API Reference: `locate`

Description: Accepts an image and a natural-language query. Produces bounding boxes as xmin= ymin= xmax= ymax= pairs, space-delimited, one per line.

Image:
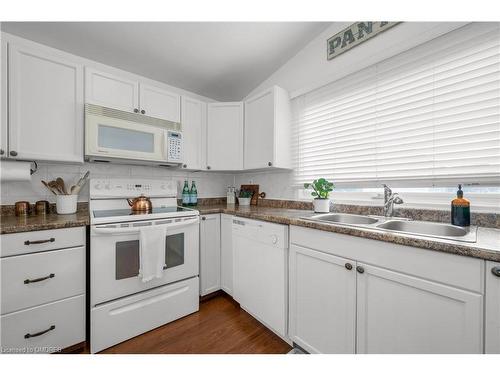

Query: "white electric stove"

xmin=89 ymin=178 xmax=200 ymax=353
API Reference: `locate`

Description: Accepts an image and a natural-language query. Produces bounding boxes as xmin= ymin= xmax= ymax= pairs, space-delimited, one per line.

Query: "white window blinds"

xmin=291 ymin=23 xmax=500 ymax=187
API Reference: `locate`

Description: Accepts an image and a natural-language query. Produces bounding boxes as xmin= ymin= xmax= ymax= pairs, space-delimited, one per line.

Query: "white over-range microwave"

xmin=85 ymin=104 xmax=183 ymax=166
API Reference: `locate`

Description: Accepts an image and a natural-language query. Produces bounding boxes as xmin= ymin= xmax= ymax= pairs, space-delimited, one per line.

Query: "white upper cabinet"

xmin=140 ymin=83 xmax=180 ymax=122
xmin=207 ymin=102 xmax=244 ymax=171
xmin=180 ymin=96 xmax=206 ymax=170
xmin=85 ymin=68 xmax=139 ymax=113
xmin=85 ymin=68 xmax=180 ymax=122
xmin=244 ymin=86 xmax=291 ymax=170
xmin=8 ymin=41 xmax=84 ymax=163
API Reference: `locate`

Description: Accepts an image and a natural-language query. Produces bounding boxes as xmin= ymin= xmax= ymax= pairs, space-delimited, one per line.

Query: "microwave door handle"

xmin=93 ymin=217 xmax=199 ymax=234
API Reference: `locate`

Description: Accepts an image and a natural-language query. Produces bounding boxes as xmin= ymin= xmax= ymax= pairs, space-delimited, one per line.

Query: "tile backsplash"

xmin=234 ymin=169 xmax=297 ymax=200
xmin=0 ymin=161 xmax=235 ymax=204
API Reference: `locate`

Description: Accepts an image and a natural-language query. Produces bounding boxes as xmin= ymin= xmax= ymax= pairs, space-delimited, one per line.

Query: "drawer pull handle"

xmin=24 ymin=238 xmax=55 ymax=245
xmin=492 ymin=267 xmax=500 ymax=277
xmin=24 ymin=325 xmax=55 ymax=339
xmin=24 ymin=273 xmax=55 ymax=284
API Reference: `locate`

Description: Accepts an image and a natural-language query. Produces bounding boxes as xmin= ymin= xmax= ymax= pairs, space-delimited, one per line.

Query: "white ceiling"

xmin=1 ymin=22 xmax=331 ymax=100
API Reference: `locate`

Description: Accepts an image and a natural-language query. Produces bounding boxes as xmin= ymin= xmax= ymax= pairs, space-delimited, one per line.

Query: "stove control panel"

xmin=90 ymin=179 xmax=176 ymax=198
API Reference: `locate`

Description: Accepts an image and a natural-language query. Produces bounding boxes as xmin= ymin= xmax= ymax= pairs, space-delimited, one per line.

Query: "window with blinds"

xmin=291 ymin=23 xmax=500 ymax=188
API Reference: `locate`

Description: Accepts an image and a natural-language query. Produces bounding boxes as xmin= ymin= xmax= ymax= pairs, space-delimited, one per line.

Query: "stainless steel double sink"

xmin=304 ymin=213 xmax=477 ymax=243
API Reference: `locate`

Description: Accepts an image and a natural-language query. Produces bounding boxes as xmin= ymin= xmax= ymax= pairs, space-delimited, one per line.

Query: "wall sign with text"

xmin=327 ymin=22 xmax=400 ymax=60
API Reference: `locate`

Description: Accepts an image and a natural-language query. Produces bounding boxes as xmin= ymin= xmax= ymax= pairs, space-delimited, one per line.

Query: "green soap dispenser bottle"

xmin=451 ymin=184 xmax=470 ymax=227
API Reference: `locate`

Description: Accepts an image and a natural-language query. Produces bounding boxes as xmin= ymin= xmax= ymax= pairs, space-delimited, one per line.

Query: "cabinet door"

xmin=289 ymin=244 xmax=356 ymax=353
xmin=85 ymin=68 xmax=139 ymax=113
xmin=356 ymin=263 xmax=483 ymax=353
xmin=220 ymin=214 xmax=233 ymax=296
xmin=199 ymin=214 xmax=221 ymax=296
xmin=8 ymin=43 xmax=84 ymax=162
xmin=139 ymin=83 xmax=180 ymax=122
xmin=1 ymin=38 xmax=7 ymax=158
xmin=207 ymin=102 xmax=243 ymax=171
xmin=244 ymin=88 xmax=275 ymax=169
xmin=486 ymin=261 xmax=500 ymax=354
xmin=181 ymin=96 xmax=206 ymax=170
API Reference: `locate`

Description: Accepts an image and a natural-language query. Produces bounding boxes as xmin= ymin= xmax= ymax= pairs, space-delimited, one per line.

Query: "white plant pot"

xmin=238 ymin=197 xmax=251 ymax=206
xmin=313 ymin=198 xmax=330 ymax=213
xmin=56 ymin=195 xmax=78 ymax=215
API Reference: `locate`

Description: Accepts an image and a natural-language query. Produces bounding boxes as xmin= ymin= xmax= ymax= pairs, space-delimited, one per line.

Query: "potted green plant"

xmin=304 ymin=178 xmax=334 ymax=213
xmin=238 ymin=190 xmax=253 ymax=206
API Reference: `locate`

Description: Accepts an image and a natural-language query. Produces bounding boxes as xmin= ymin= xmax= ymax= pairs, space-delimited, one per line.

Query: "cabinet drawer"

xmin=1 ymin=246 xmax=85 ymax=314
xmin=1 ymin=227 xmax=85 ymax=257
xmin=0 ymin=295 xmax=85 ymax=353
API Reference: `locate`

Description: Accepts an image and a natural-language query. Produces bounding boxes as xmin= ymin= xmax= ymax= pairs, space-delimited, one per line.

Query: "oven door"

xmin=90 ymin=217 xmax=199 ymax=306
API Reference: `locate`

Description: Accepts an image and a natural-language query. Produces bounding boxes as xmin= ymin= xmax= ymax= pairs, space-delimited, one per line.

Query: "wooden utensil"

xmin=41 ymin=180 xmax=58 ymax=195
xmin=48 ymin=180 xmax=64 ymax=195
xmin=56 ymin=177 xmax=67 ymax=195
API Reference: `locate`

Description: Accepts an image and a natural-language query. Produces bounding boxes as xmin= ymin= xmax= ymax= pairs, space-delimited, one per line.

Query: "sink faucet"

xmin=383 ymin=184 xmax=403 ymax=217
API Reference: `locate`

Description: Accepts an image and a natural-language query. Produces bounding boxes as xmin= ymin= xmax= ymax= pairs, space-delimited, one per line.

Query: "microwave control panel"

xmin=166 ymin=131 xmax=182 ymax=163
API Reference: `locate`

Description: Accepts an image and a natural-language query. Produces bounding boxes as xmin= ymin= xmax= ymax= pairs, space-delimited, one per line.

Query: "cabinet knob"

xmin=0 ymin=149 xmax=4 ymax=155
xmin=207 ymin=166 xmax=211 ymax=170
xmin=183 ymin=164 xmax=187 ymax=168
xmin=268 ymin=161 xmax=272 ymax=167
xmin=201 ymin=217 xmax=206 ymax=221
xmin=345 ymin=263 xmax=353 ymax=271
xmin=492 ymin=267 xmax=500 ymax=277
xmin=356 ymin=266 xmax=365 ymax=274
xmin=141 ymin=109 xmax=146 ymax=115
xmin=10 ymin=150 xmax=18 ymax=157
xmin=134 ymin=108 xmax=139 ymax=113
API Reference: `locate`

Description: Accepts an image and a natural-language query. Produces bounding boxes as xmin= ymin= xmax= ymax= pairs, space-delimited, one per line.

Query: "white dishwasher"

xmin=232 ymin=217 xmax=288 ymax=339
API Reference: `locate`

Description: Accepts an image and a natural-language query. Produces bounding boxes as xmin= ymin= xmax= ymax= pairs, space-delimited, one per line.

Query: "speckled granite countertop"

xmin=195 ymin=204 xmax=500 ymax=262
xmin=1 ymin=203 xmax=498 ymax=262
xmin=0 ymin=208 xmax=89 ymax=235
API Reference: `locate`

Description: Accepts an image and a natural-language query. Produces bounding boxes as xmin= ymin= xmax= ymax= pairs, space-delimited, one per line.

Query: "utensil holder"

xmin=56 ymin=195 xmax=78 ymax=215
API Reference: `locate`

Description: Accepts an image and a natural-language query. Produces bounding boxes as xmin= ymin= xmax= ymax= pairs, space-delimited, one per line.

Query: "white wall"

xmin=245 ymin=22 xmax=468 ymax=99
xmin=0 ymin=162 xmax=234 ymax=204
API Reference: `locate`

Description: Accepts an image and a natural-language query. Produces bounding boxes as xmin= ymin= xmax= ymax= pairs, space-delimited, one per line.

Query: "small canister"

xmin=14 ymin=201 xmax=31 ymax=216
xmin=35 ymin=200 xmax=50 ymax=215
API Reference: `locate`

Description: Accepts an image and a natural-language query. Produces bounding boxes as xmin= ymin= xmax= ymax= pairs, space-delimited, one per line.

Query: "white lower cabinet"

xmin=289 ymin=226 xmax=484 ymax=354
xmin=486 ymin=261 xmax=500 ymax=354
xmin=289 ymin=245 xmax=356 ymax=353
xmin=220 ymin=214 xmax=233 ymax=296
xmin=1 ymin=295 xmax=85 ymax=354
xmin=199 ymin=214 xmax=221 ymax=296
xmin=356 ymin=263 xmax=483 ymax=354
xmin=0 ymin=227 xmax=86 ymax=353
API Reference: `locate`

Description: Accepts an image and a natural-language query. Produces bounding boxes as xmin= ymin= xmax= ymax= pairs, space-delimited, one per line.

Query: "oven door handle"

xmin=92 ymin=217 xmax=199 ymax=234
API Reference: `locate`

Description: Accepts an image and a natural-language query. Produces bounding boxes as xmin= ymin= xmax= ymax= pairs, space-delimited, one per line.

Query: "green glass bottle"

xmin=182 ymin=180 xmax=190 ymax=206
xmin=190 ymin=181 xmax=198 ymax=206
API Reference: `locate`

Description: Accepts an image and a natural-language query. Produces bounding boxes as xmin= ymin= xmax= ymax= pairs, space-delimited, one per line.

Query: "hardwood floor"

xmin=96 ymin=293 xmax=292 ymax=354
